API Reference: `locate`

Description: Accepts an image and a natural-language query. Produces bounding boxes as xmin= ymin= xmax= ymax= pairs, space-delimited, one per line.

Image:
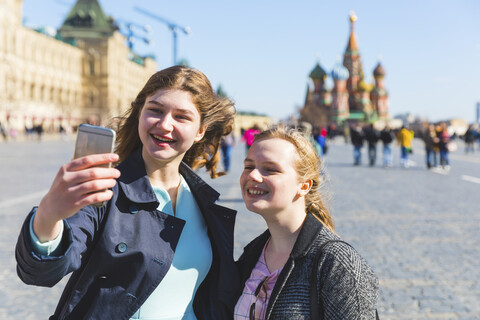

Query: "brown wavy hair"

xmin=253 ymin=125 xmax=335 ymax=232
xmin=113 ymin=66 xmax=235 ymax=178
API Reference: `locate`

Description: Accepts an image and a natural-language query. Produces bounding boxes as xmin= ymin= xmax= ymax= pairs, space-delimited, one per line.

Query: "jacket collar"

xmin=179 ymin=162 xmax=220 ymax=205
xmin=240 ymin=213 xmax=325 ymax=264
xmin=289 ymin=213 xmax=325 ymax=259
xmin=116 ymin=148 xmax=220 ymax=206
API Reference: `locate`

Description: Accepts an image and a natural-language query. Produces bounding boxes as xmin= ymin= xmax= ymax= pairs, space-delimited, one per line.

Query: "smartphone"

xmin=73 ymin=124 xmax=116 ymax=207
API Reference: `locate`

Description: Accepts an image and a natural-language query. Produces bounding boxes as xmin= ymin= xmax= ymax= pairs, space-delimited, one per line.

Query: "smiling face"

xmin=240 ymin=137 xmax=310 ymax=218
xmin=138 ymin=89 xmax=206 ymax=170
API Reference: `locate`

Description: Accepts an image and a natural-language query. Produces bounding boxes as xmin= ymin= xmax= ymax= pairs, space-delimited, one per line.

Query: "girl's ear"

xmin=194 ymin=125 xmax=208 ymax=143
xmin=298 ymin=179 xmax=313 ymax=196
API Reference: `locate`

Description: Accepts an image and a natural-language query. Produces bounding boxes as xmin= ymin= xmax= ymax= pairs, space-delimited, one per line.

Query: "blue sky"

xmin=22 ymin=0 xmax=480 ymax=123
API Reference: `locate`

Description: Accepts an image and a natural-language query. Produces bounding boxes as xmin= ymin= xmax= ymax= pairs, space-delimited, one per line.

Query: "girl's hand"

xmin=33 ymin=153 xmax=121 ymax=242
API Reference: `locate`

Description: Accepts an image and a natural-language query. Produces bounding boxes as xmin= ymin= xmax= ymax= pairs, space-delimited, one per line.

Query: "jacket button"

xmin=129 ymin=205 xmax=139 ymax=214
xmin=116 ymin=242 xmax=128 ymax=253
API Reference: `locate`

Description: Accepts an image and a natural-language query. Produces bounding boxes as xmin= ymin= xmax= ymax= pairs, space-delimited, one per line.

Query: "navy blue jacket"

xmin=15 ymin=149 xmax=239 ymax=319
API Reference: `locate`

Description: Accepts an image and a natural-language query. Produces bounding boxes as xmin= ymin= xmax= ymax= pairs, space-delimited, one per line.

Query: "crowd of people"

xmin=343 ymin=122 xmax=480 ymax=171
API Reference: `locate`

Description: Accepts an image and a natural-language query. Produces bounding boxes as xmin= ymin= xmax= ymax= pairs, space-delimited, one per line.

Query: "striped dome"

xmin=331 ymin=63 xmax=349 ymax=80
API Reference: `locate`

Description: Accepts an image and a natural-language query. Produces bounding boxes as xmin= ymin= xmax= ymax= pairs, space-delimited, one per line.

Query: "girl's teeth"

xmin=249 ymin=189 xmax=266 ymax=195
xmin=153 ymin=135 xmax=173 ymax=142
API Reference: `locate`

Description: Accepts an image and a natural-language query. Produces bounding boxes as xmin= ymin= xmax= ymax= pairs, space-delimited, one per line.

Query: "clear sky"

xmin=22 ymin=0 xmax=480 ymax=123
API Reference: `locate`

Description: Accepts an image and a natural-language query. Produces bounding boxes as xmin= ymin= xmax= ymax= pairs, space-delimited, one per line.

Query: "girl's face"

xmin=240 ymin=138 xmax=306 ymax=217
xmin=138 ymin=89 xmax=206 ymax=169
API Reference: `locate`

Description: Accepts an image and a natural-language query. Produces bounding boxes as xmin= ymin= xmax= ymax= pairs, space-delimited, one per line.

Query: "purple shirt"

xmin=234 ymin=239 xmax=283 ymax=320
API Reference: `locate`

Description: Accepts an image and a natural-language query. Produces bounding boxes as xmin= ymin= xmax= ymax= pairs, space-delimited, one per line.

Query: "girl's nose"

xmin=248 ymin=168 xmax=262 ymax=182
xmin=157 ymin=114 xmax=173 ymax=131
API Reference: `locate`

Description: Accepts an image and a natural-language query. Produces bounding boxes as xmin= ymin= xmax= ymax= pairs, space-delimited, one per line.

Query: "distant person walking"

xmin=312 ymin=126 xmax=328 ymax=157
xmin=379 ymin=125 xmax=394 ymax=167
xmin=242 ymin=125 xmax=260 ymax=154
xmin=423 ymin=124 xmax=439 ymax=169
xmin=364 ymin=124 xmax=380 ymax=166
xmin=0 ymin=121 xmax=8 ymax=142
xmin=350 ymin=123 xmax=364 ymax=165
xmin=463 ymin=125 xmax=476 ymax=153
xmin=438 ymin=122 xmax=451 ymax=170
xmin=397 ymin=126 xmax=414 ymax=168
xmin=220 ymin=133 xmax=236 ymax=172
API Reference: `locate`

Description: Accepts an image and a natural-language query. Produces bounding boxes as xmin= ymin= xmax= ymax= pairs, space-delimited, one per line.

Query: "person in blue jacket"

xmin=15 ymin=66 xmax=239 ymax=320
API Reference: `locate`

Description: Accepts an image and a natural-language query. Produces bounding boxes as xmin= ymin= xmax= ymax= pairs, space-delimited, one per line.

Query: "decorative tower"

xmin=370 ymin=62 xmax=389 ymax=120
xmin=58 ymin=0 xmax=116 ymax=39
xmin=58 ymin=0 xmax=117 ymax=119
xmin=357 ymin=80 xmax=374 ymax=121
xmin=309 ymin=62 xmax=329 ymax=105
xmin=300 ymin=62 xmax=331 ymax=128
xmin=330 ymin=60 xmax=350 ymax=121
xmin=343 ymin=11 xmax=364 ymax=113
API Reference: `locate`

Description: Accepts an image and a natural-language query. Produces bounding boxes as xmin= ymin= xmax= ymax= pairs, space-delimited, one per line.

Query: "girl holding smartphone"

xmin=15 ymin=66 xmax=239 ymax=319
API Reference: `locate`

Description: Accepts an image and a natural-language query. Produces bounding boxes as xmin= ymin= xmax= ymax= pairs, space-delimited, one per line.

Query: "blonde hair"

xmin=253 ymin=125 xmax=335 ymax=232
xmin=114 ymin=66 xmax=235 ymax=178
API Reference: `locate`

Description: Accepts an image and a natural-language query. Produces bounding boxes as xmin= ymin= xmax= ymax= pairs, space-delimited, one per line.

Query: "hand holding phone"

xmin=73 ymin=124 xmax=117 ymax=206
xmin=34 ymin=125 xmax=119 ymax=242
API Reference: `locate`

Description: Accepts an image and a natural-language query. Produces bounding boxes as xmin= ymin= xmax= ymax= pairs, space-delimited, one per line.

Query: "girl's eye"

xmin=243 ymin=166 xmax=254 ymax=170
xmin=149 ymin=108 xmax=163 ymax=114
xmin=176 ymin=115 xmax=191 ymax=121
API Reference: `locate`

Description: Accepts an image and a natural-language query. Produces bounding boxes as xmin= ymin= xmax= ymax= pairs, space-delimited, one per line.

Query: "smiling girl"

xmin=234 ymin=125 xmax=378 ymax=320
xmin=15 ymin=66 xmax=239 ymax=319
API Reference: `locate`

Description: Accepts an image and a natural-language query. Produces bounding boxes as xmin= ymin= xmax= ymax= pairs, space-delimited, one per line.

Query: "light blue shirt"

xmin=30 ymin=175 xmax=212 ymax=320
xmin=130 ymin=175 xmax=212 ymax=320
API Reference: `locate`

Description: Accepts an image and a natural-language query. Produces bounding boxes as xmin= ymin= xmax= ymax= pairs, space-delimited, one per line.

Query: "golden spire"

xmin=347 ymin=11 xmax=358 ymax=52
xmin=349 ymin=11 xmax=358 ymax=23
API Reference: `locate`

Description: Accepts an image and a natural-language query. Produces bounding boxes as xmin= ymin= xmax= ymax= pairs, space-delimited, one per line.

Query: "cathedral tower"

xmin=343 ymin=11 xmax=364 ymax=112
xmin=371 ymin=62 xmax=389 ymax=119
xmin=330 ymin=61 xmax=350 ymax=121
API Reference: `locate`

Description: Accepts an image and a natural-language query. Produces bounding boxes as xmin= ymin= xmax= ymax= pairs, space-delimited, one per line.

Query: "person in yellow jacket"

xmin=397 ymin=126 xmax=414 ymax=167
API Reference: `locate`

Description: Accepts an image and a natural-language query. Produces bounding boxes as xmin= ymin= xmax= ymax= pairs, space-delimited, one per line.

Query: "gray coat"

xmin=235 ymin=213 xmax=379 ymax=319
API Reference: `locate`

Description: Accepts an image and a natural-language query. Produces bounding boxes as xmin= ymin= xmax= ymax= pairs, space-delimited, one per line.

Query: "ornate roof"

xmin=358 ymin=80 xmax=373 ymax=92
xmin=345 ymin=11 xmax=359 ymax=54
xmin=58 ymin=0 xmax=116 ymax=39
xmin=373 ymin=62 xmax=386 ymax=78
xmin=331 ymin=62 xmax=349 ymax=80
xmin=309 ymin=63 xmax=327 ymax=81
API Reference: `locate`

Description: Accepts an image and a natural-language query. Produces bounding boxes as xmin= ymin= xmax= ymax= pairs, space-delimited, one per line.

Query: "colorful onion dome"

xmin=309 ymin=63 xmax=327 ymax=81
xmin=358 ymin=80 xmax=373 ymax=92
xmin=373 ymin=62 xmax=386 ymax=78
xmin=331 ymin=62 xmax=349 ymax=80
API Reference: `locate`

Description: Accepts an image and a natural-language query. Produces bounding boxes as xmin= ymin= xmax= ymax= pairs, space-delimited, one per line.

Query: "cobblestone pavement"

xmin=1 ymin=137 xmax=479 ymax=319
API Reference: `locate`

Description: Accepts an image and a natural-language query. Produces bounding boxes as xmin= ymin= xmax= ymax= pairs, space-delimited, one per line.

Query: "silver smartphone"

xmin=73 ymin=124 xmax=116 ymax=206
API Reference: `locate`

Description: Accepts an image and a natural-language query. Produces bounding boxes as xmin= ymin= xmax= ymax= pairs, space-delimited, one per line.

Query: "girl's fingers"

xmin=66 ymin=153 xmax=119 ymax=171
xmin=66 ymin=167 xmax=121 ymax=185
xmin=68 ymin=178 xmax=118 ymax=195
xmin=73 ymin=189 xmax=115 ymax=208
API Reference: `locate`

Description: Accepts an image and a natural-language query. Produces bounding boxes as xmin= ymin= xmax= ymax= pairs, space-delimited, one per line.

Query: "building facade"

xmin=0 ymin=0 xmax=156 ymax=134
xmin=301 ymin=12 xmax=389 ymax=128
